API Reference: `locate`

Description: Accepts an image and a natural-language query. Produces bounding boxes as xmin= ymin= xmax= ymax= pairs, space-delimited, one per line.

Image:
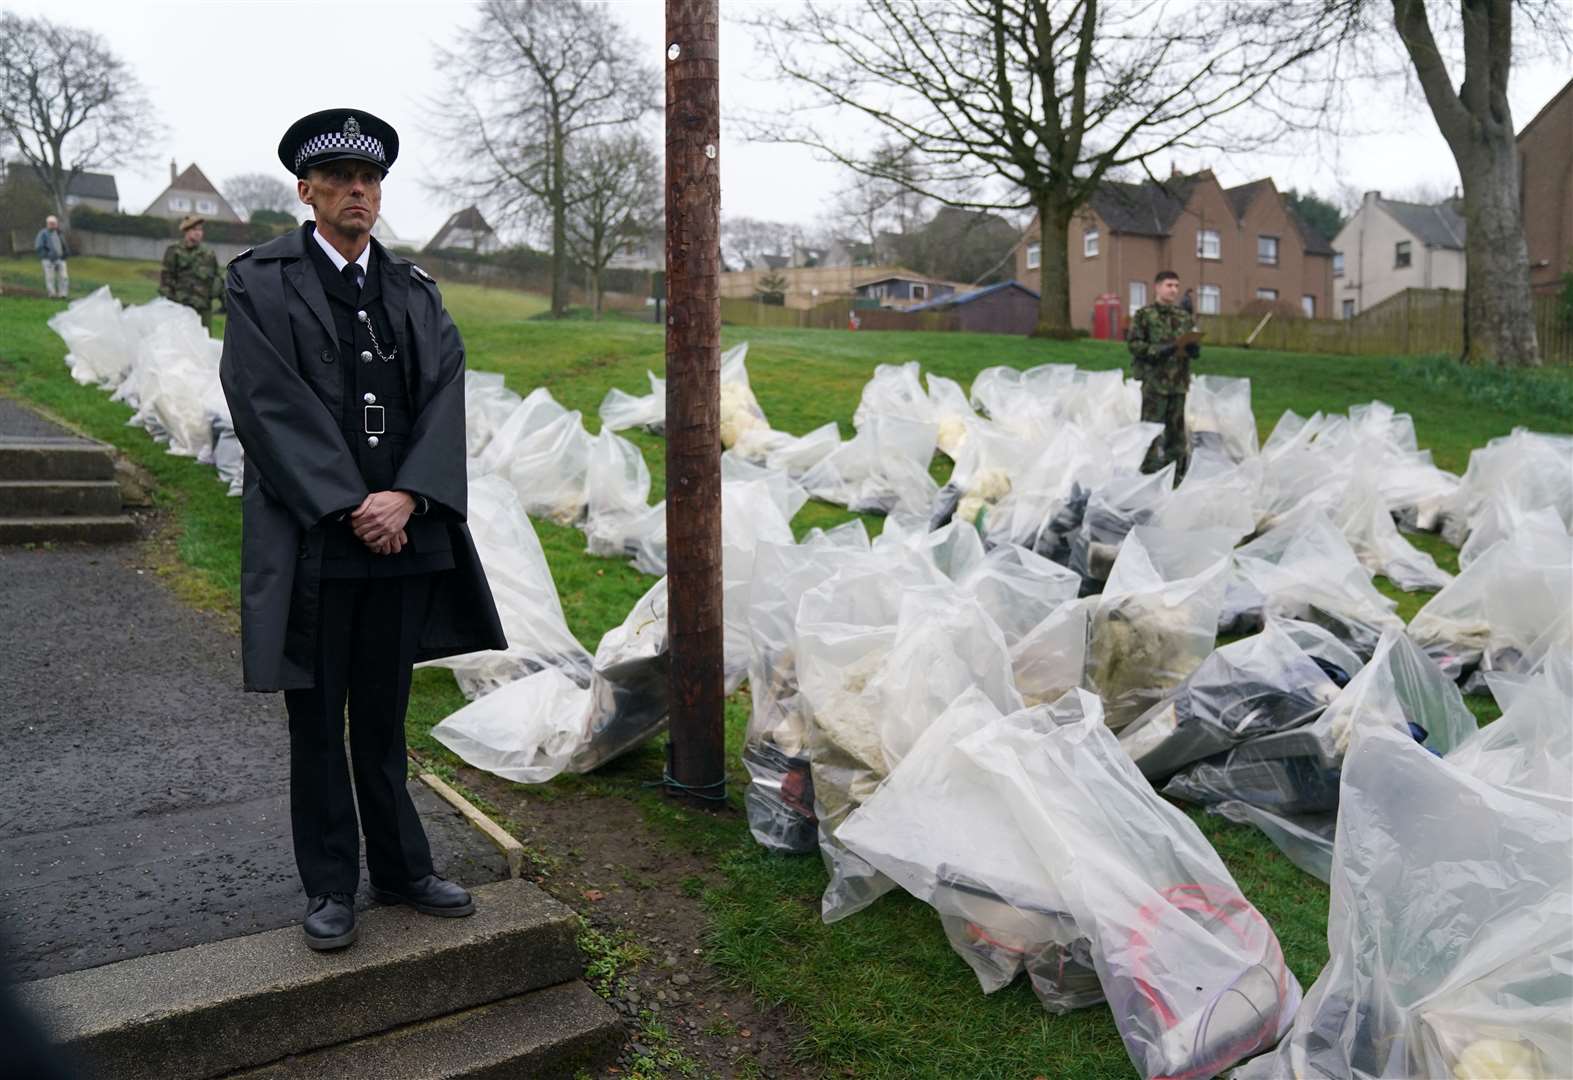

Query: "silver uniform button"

xmin=363 ymin=392 xmax=376 ymax=404
xmin=357 ymin=310 xmax=368 ymax=323
xmin=360 ymin=350 xmax=373 ymax=363
xmin=367 ymin=435 xmax=380 ymax=448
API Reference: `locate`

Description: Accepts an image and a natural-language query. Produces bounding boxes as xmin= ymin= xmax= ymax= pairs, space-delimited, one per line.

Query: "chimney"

xmin=1364 ymin=190 xmax=1381 ymax=204
xmin=170 ymin=159 xmax=177 ymax=185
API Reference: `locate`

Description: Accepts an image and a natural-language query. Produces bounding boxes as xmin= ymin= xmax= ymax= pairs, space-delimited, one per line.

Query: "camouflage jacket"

xmin=160 ymin=242 xmax=220 ymax=312
xmin=1126 ymin=301 xmax=1197 ymax=394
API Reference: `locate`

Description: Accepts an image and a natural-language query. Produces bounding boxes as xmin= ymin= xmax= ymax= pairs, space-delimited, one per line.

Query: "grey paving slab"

xmin=0 ymin=543 xmax=508 ymax=982
xmin=0 ymin=396 xmax=78 ymax=441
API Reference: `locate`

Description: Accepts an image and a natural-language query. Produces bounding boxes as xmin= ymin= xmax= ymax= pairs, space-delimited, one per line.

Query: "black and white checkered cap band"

xmin=293 ymin=131 xmax=386 ymax=173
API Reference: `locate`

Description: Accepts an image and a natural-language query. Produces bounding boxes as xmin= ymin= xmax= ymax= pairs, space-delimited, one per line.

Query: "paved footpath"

xmin=0 ymin=518 xmax=506 ymax=983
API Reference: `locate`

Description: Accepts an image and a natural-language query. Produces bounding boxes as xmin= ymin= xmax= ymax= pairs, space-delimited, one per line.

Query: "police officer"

xmin=1126 ymin=269 xmax=1201 ymax=479
xmin=160 ymin=214 xmax=221 ymax=328
xmin=219 ymin=109 xmax=505 ymax=952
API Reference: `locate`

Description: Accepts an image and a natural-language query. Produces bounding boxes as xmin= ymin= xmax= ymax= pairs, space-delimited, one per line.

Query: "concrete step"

xmin=0 ymin=479 xmax=123 ymax=517
xmin=0 ymin=439 xmax=117 ymax=482
xmin=0 ymin=515 xmax=139 ymax=544
xmin=229 ymin=981 xmax=624 ymax=1080
xmin=20 ymin=879 xmax=591 ymax=1080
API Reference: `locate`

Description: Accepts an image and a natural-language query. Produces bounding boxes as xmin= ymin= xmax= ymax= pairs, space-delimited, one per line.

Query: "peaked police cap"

xmin=277 ymin=108 xmax=399 ymax=178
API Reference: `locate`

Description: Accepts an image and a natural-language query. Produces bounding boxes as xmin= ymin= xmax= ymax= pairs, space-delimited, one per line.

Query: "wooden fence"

xmin=1197 ymin=288 xmax=1572 ymax=364
xmin=720 ymin=296 xmax=960 ymax=332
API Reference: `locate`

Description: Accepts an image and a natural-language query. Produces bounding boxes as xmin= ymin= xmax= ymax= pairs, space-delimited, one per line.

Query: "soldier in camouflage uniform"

xmin=160 ymin=215 xmax=222 ymax=329
xmin=1126 ymin=269 xmax=1200 ymax=479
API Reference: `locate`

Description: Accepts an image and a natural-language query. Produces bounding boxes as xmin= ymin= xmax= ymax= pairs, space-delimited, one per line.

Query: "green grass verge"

xmin=4 ymin=254 xmax=1568 ymax=1079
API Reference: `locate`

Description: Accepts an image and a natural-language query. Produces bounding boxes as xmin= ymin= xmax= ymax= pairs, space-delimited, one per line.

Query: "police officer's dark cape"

xmin=220 ymin=224 xmax=505 ymax=692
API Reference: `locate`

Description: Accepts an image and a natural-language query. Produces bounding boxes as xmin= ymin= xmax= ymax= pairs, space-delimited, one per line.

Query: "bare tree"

xmin=426 ymin=0 xmax=658 ymax=318
xmin=0 ymin=13 xmax=159 ymax=224
xmin=564 ymin=131 xmax=661 ymax=317
xmin=745 ymin=1 xmax=1342 ymax=335
xmin=223 ymin=173 xmax=297 ymax=220
xmin=719 ymin=216 xmax=798 ymax=270
xmin=823 ymin=142 xmax=929 ymax=265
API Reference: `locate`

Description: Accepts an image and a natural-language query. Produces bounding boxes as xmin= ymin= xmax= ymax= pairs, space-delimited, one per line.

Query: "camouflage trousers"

xmin=1140 ymin=385 xmax=1189 ymax=479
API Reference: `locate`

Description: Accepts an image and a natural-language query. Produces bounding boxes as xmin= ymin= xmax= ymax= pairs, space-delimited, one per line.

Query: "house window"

xmin=1129 ymin=280 xmax=1147 ymax=311
xmin=1198 ymin=284 xmax=1221 ymax=314
xmin=1342 ymin=299 xmax=1356 ymax=319
xmin=1395 ymin=240 xmax=1412 ymax=268
xmin=1026 ymin=242 xmax=1041 ymax=269
xmin=869 ymin=285 xmax=886 ymax=300
xmin=1083 ymin=229 xmax=1099 ymax=257
xmin=1256 ymin=288 xmax=1279 ymax=301
xmin=1302 ymin=295 xmax=1316 ymax=318
xmin=196 ymin=199 xmax=217 ymax=215
xmin=911 ymin=283 xmax=928 ymax=301
xmin=1197 ymin=229 xmax=1221 ymax=260
xmin=169 ymin=195 xmax=191 ymax=212
xmin=1333 ymin=252 xmax=1344 ymax=277
xmin=1257 ymin=235 xmax=1279 ymax=266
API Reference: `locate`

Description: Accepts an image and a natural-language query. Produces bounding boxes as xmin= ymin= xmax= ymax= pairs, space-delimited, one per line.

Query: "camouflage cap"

xmin=179 ymin=215 xmax=205 ymax=233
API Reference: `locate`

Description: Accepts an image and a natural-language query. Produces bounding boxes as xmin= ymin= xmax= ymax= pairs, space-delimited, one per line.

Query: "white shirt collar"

xmin=311 ymin=225 xmax=371 ymax=275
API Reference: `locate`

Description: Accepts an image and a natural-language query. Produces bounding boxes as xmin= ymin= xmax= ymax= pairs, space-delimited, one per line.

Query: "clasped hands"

xmin=351 ymin=490 xmax=415 ymax=555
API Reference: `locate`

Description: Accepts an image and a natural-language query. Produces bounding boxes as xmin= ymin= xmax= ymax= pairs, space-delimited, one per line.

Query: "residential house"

xmin=4 ymin=160 xmax=120 ymax=213
xmin=143 ymin=161 xmax=244 ymax=223
xmin=1518 ymin=75 xmax=1572 ymax=296
xmin=1013 ymin=170 xmax=1335 ymax=331
xmin=1332 ymin=192 xmax=1465 ymax=317
xmin=907 ymin=280 xmax=1041 ymax=335
xmin=371 ymin=216 xmax=416 ymax=251
xmin=853 ymin=272 xmax=958 ymax=310
xmin=425 ymin=206 xmax=501 ymax=254
xmin=607 ymin=227 xmax=663 ymax=271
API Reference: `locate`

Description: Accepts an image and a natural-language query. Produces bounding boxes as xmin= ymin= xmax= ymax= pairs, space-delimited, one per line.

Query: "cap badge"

xmin=343 ymin=115 xmax=361 ymax=137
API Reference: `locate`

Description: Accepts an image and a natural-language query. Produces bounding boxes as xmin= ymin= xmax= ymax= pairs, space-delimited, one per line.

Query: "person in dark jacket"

xmin=34 ymin=215 xmax=69 ymax=299
xmin=219 ymin=108 xmax=505 ymax=952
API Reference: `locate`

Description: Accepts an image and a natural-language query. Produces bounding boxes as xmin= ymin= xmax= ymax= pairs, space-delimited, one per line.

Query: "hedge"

xmin=71 ymin=207 xmax=291 ymax=245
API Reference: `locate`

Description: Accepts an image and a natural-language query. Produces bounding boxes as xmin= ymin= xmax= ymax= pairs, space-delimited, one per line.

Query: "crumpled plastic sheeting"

xmin=1330 ymin=468 xmax=1454 ymax=591
xmin=1118 ymin=621 xmax=1342 ymax=781
xmin=852 ymin=689 xmax=1299 ymax=1079
xmin=598 ymin=369 xmax=665 ymax=434
xmin=580 ymin=428 xmax=654 ymax=558
xmin=464 ymin=371 xmax=524 ymax=458
xmin=47 ymin=285 xmax=135 ymax=387
xmin=470 ymin=386 xmax=570 ymax=479
xmin=1233 ymin=723 xmax=1572 ymax=1080
xmin=1408 ymin=514 xmax=1573 ymax=687
xmin=1447 ymin=656 xmax=1573 ymax=798
xmin=1185 ymin=374 xmax=1258 ymax=463
xmin=1230 ymin=504 xmax=1403 ymax=657
xmin=1087 ymin=526 xmax=1234 ymax=731
xmin=420 ymin=474 xmax=593 ymax=698
xmin=800 ymin=413 xmax=939 ymax=516
xmin=199 ymin=380 xmax=245 ymax=496
xmin=112 ymin=299 xmax=223 ymax=457
xmin=1442 ymin=428 xmax=1573 ymax=562
xmin=796 ymin=558 xmax=1022 ymax=922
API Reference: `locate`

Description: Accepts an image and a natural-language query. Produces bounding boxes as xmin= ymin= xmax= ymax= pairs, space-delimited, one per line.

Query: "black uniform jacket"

xmin=220 ymin=224 xmax=505 ymax=692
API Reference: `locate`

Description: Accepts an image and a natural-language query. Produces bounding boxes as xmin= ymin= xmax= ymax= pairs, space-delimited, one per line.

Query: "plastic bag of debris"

xmin=1230 ymin=504 xmax=1403 ymax=658
xmin=1233 ymin=723 xmax=1572 ymax=1080
xmin=960 ymin=690 xmax=1300 ymax=1078
xmin=1441 ymin=428 xmax=1573 ymax=556
xmin=1163 ymin=629 xmax=1477 ymax=817
xmin=470 ymin=386 xmax=570 ymax=478
xmin=431 ymin=666 xmax=589 ymax=783
xmin=127 ymin=310 xmax=224 ymax=457
xmin=567 ymin=576 xmax=672 ymax=773
xmin=499 ymin=409 xmax=594 ymax=525
xmin=1118 ymin=621 xmax=1343 ymax=781
xmin=796 ymin=560 xmax=1019 ymax=921
xmin=926 ymin=373 xmax=977 ymax=457
xmin=1086 ymin=526 xmax=1234 ymax=731
xmin=1151 ymin=447 xmax=1262 ymax=542
xmin=853 ymin=361 xmax=931 ymax=430
xmin=760 ymin=421 xmax=841 ymax=479
xmin=48 ymin=285 xmax=134 ymax=387
xmin=718 ymin=342 xmax=770 ymax=450
xmin=1409 ymin=513 xmax=1573 ymax=687
xmin=800 ymin=413 xmax=939 ymax=516
xmin=1185 ymin=374 xmax=1257 ymax=462
xmin=929 ymin=418 xmax=1032 ymax=530
xmin=1329 ymin=470 xmax=1453 ymax=591
xmin=581 ymin=428 xmax=654 ymax=558
xmin=464 ymin=371 xmax=523 ymax=458
xmin=421 ymin=474 xmax=593 ymax=698
xmin=1446 ymin=655 xmax=1572 ymax=798
xmin=1069 ymin=465 xmax=1175 ymax=582
xmin=837 ymin=688 xmax=1105 ymax=1013
xmin=598 ymin=369 xmax=665 ymax=434
xmin=200 ymin=380 xmax=244 ymax=496
xmin=959 ymin=543 xmax=1082 ymax=650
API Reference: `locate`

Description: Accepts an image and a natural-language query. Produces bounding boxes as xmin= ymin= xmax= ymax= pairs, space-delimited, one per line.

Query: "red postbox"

xmin=1092 ymin=293 xmax=1123 ymax=340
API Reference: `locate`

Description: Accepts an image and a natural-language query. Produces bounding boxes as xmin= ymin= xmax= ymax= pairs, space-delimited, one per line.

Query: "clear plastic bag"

xmin=581 ymin=428 xmax=654 ymax=558
xmin=569 ymin=576 xmax=671 ymax=773
xmin=431 ymin=666 xmax=589 ymax=783
xmin=762 ymin=420 xmax=841 ymax=479
xmin=800 ymin=413 xmax=939 ymax=516
xmin=1070 ymin=465 xmax=1175 ymax=582
xmin=926 ymin=373 xmax=978 ymax=458
xmin=957 ymin=691 xmax=1301 ymax=1079
xmin=111 ymin=300 xmax=221 ymax=457
xmin=464 ymin=370 xmax=523 ymax=458
xmin=201 ymin=379 xmax=244 ymax=496
xmin=1185 ymin=375 xmax=1258 ymax=463
xmin=470 ymin=386 xmax=571 ymax=479
xmin=1330 ymin=470 xmax=1453 ymax=591
xmin=597 ymin=369 xmax=665 ymax=433
xmin=719 ymin=342 xmax=770 ymax=450
xmin=47 ymin=285 xmax=133 ymax=387
xmin=1086 ymin=526 xmax=1235 ymax=731
xmin=1233 ymin=724 xmax=1572 ymax=1080
xmin=853 ymin=360 xmax=930 ymax=430
xmin=499 ymin=408 xmax=594 ymax=525
xmin=1153 ymin=448 xmax=1263 ymax=542
xmin=1441 ymin=428 xmax=1573 ymax=557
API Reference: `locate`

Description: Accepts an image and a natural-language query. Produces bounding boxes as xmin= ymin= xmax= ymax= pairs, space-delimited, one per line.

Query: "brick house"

xmin=142 ymin=162 xmax=244 ymax=223
xmin=1013 ymin=170 xmax=1335 ymax=331
xmin=1518 ymin=75 xmax=1572 ymax=296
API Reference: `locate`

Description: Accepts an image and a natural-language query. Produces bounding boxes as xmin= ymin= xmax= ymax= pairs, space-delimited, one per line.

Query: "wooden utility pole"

xmin=663 ymin=0 xmax=725 ymax=806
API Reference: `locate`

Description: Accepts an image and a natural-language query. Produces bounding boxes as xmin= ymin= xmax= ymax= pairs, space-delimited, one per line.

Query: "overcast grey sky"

xmin=6 ymin=0 xmax=1569 ymax=246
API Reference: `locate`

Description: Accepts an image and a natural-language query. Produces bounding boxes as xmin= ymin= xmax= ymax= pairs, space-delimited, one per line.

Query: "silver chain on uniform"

xmin=358 ymin=310 xmax=397 ymax=363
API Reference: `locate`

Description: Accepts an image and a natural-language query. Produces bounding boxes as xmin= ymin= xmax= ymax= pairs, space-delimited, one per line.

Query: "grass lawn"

xmin=3 ymin=254 xmax=1570 ymax=1079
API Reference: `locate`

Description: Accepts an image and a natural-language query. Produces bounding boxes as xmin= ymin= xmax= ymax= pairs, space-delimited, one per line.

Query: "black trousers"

xmin=284 ymin=574 xmax=436 ymax=896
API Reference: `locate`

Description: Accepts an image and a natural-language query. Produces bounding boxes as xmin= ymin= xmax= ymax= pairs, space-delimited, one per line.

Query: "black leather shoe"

xmin=370 ymin=874 xmax=474 ymax=917
xmin=303 ymin=892 xmax=357 ymax=951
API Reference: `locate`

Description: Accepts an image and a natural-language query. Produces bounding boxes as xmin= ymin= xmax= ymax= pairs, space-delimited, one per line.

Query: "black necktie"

xmin=341 ymin=261 xmax=365 ymax=294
